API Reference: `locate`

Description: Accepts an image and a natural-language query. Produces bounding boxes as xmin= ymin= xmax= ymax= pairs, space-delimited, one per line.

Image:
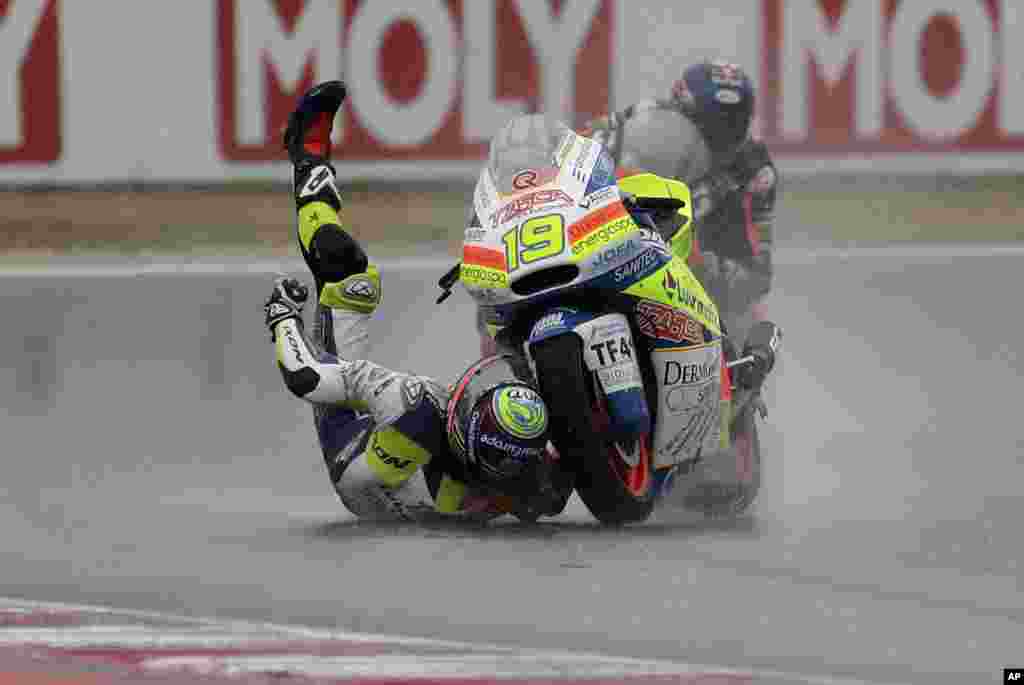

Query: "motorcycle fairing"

xmin=464 ymin=120 xmax=729 ymax=474
xmin=649 ymin=339 xmax=725 ymax=469
xmin=622 ymin=256 xmax=721 ymax=336
xmin=461 ymin=129 xmax=641 ymax=310
xmin=526 ymin=309 xmax=651 ymax=445
xmin=525 ymin=306 xmax=594 ymax=345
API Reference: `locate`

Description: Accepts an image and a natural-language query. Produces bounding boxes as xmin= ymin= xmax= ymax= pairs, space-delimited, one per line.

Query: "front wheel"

xmin=531 ymin=334 xmax=656 ymax=525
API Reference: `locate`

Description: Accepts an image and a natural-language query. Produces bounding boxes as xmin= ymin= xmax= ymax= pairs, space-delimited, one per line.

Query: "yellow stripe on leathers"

xmin=298 ymin=201 xmax=344 ymax=252
xmin=365 ymin=426 xmax=432 ymax=487
xmin=435 ymin=475 xmax=468 ymax=514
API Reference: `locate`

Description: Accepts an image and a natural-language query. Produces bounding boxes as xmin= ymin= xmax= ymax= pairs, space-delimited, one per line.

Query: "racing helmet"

xmin=446 ymin=354 xmax=551 ymax=495
xmin=671 ymin=60 xmax=755 ymax=160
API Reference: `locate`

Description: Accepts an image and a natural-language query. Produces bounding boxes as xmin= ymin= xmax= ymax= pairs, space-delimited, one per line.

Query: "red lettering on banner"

xmin=217 ymin=0 xmax=612 ymax=162
xmin=761 ymin=0 xmax=1024 ymax=152
xmin=0 ymin=0 xmax=60 ymax=163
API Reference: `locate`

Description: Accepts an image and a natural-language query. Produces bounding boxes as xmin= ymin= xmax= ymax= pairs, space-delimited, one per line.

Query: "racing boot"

xmin=284 ymin=80 xmax=347 ymax=171
xmin=282 ymin=81 xmax=374 ymax=360
xmin=283 ymin=81 xmax=367 ymax=292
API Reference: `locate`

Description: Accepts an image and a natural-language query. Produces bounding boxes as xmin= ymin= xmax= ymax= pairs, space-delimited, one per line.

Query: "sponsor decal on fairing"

xmin=531 ymin=311 xmax=566 ymax=336
xmin=652 ymin=341 xmax=722 ymax=468
xmin=576 ymin=314 xmax=645 ymax=397
xmin=635 ymin=300 xmax=703 ymax=344
xmin=571 ymin=215 xmax=633 ymax=256
xmin=661 ymin=267 xmax=720 ymax=333
xmin=596 ymin=363 xmax=641 ymax=394
xmin=489 ymin=189 xmax=573 ymax=227
xmin=590 ymin=239 xmax=640 ymax=269
xmin=578 ymin=185 xmax=617 ymax=210
xmin=613 ymin=248 xmax=664 ymax=283
xmin=510 ymin=167 xmax=558 ymax=191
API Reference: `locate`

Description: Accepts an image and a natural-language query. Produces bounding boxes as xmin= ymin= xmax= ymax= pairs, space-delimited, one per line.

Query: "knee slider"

xmin=319 ymin=264 xmax=382 ymax=314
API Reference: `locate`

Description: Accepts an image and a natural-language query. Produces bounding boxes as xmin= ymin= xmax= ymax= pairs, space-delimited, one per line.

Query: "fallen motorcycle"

xmin=438 ymin=117 xmax=776 ymax=524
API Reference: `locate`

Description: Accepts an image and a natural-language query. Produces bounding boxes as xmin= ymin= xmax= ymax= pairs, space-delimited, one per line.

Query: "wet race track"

xmin=0 ymin=246 xmax=1021 ymax=684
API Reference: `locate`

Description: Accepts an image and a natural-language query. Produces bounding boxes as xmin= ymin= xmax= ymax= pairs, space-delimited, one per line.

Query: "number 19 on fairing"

xmin=502 ymin=214 xmax=566 ymax=272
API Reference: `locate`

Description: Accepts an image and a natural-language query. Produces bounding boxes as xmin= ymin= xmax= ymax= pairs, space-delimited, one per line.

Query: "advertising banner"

xmin=0 ymin=0 xmax=60 ymax=164
xmin=760 ymin=0 xmax=1024 ymax=171
xmin=1 ymin=0 xmax=1022 ymax=182
xmin=218 ymin=0 xmax=611 ymax=162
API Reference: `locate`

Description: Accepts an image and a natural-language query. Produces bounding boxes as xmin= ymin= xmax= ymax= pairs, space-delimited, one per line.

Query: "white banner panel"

xmin=0 ymin=0 xmax=1021 ymax=183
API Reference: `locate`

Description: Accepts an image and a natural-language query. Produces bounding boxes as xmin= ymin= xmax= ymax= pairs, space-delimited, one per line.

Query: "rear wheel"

xmin=531 ymin=334 xmax=656 ymax=525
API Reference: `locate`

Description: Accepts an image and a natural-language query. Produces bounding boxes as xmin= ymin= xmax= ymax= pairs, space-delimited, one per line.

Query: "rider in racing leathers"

xmin=267 ymin=81 xmax=778 ymax=521
xmin=268 ymin=81 xmax=571 ymax=522
xmin=585 ymin=60 xmax=778 ymax=343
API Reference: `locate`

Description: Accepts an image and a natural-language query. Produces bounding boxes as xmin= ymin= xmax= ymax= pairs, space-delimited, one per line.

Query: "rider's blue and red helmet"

xmin=671 ymin=60 xmax=755 ymax=160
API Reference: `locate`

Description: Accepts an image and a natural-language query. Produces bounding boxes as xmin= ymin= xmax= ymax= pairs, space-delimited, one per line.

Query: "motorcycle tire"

xmin=531 ymin=334 xmax=656 ymax=525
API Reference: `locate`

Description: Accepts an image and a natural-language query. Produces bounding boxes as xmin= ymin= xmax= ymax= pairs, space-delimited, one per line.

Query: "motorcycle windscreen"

xmin=484 ymin=115 xmax=573 ymax=194
xmin=618 ymin=108 xmax=712 ymax=183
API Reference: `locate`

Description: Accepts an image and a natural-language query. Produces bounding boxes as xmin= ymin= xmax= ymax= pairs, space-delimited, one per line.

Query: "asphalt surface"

xmin=0 ymin=246 xmax=1021 ymax=684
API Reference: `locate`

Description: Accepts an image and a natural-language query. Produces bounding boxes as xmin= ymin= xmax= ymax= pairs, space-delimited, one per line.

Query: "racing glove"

xmin=734 ymin=321 xmax=782 ymax=391
xmin=691 ymin=139 xmax=769 ymax=222
xmin=726 ymin=138 xmax=771 ymax=188
xmin=690 ymin=171 xmax=741 ymax=221
xmin=264 ymin=277 xmax=309 ymax=339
